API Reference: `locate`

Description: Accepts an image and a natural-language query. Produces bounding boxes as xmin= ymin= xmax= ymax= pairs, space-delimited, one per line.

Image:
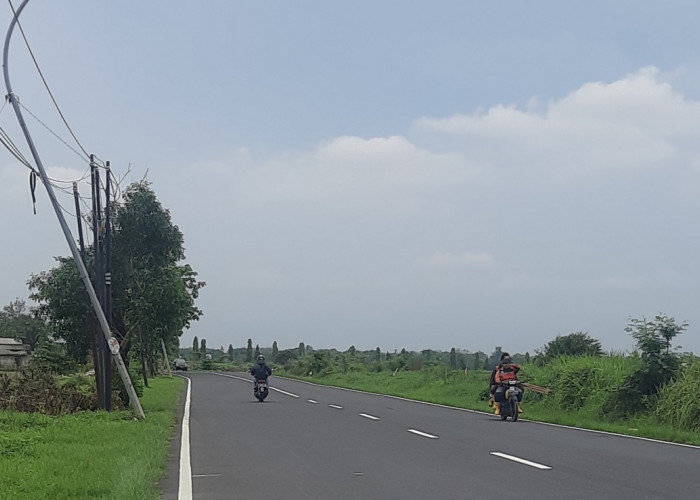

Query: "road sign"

xmin=108 ymin=337 xmax=120 ymax=355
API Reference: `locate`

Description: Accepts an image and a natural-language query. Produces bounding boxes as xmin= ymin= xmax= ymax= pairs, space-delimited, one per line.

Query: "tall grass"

xmin=0 ymin=375 xmax=185 ymax=500
xmin=656 ymin=360 xmax=700 ymax=431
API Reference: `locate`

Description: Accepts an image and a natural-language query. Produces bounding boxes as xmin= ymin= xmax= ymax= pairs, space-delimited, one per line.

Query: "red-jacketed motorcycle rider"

xmin=489 ymin=352 xmax=523 ymax=415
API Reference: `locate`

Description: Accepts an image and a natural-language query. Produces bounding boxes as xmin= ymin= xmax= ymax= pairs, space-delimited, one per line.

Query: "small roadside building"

xmin=0 ymin=338 xmax=31 ymax=370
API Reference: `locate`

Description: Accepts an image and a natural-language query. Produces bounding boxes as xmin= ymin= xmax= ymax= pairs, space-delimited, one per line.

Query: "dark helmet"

xmin=500 ymin=352 xmax=510 ymax=360
xmin=257 ymin=354 xmax=265 ymax=362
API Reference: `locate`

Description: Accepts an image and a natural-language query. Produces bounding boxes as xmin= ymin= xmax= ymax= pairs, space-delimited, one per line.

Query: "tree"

xmin=254 ymin=344 xmax=260 ymax=358
xmin=200 ymin=338 xmax=207 ymax=358
xmin=272 ymin=341 xmax=278 ymax=362
xmin=482 ymin=357 xmax=490 ymax=370
xmin=29 ymin=181 xmax=205 ymax=385
xmin=246 ymin=339 xmax=253 ymax=362
xmin=603 ymin=315 xmax=687 ymax=419
xmin=449 ymin=347 xmax=457 ymax=369
xmin=625 ymin=315 xmax=686 ymax=378
xmin=488 ymin=347 xmax=503 ymax=368
xmin=538 ymin=332 xmax=603 ymax=362
xmin=298 ymin=342 xmax=306 ymax=358
xmin=112 ymin=182 xmax=204 ymax=385
xmin=309 ymin=352 xmax=328 ymax=375
xmin=227 ymin=344 xmax=234 ymax=362
xmin=28 ymin=257 xmax=92 ymax=364
xmin=193 ymin=336 xmax=199 ymax=356
xmin=0 ymin=299 xmax=47 ymax=352
xmin=654 ymin=314 xmax=687 ymax=355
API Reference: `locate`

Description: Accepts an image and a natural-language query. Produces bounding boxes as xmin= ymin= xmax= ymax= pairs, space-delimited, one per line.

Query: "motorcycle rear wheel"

xmin=510 ymin=400 xmax=519 ymax=421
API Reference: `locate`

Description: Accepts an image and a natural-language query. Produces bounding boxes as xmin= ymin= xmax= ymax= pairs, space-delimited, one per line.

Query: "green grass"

xmin=285 ymin=364 xmax=700 ymax=446
xmin=0 ymin=375 xmax=185 ymax=500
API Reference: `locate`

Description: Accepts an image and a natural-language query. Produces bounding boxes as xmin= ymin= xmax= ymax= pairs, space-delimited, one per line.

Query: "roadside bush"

xmin=553 ymin=360 xmax=600 ymax=410
xmin=525 ymin=355 xmax=634 ymax=415
xmin=0 ymin=368 xmax=100 ymax=414
xmin=30 ymin=341 xmax=78 ymax=375
xmin=600 ymin=378 xmax=646 ymax=419
xmin=600 ymin=365 xmax=663 ymax=419
xmin=655 ymin=361 xmax=700 ymax=431
xmin=113 ymin=363 xmax=143 ymax=407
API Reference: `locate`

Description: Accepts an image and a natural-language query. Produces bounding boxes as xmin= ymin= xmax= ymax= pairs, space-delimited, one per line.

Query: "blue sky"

xmin=2 ymin=1 xmax=700 ymax=356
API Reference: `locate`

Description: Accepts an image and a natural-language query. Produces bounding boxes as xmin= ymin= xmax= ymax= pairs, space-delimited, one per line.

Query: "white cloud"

xmin=413 ymin=66 xmax=700 ymax=184
xmin=194 ymin=135 xmax=477 ymax=220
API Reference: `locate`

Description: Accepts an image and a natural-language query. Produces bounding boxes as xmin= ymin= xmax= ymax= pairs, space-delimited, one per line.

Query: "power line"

xmin=8 ymin=0 xmax=90 ymax=160
xmin=0 ymin=120 xmax=33 ymax=168
xmin=18 ymin=100 xmax=89 ymax=165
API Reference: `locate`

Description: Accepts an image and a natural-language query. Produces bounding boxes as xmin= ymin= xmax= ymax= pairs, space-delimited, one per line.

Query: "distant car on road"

xmin=174 ymin=358 xmax=188 ymax=371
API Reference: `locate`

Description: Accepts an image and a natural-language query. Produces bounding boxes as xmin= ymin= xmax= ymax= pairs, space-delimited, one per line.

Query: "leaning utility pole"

xmin=3 ymin=0 xmax=144 ymax=418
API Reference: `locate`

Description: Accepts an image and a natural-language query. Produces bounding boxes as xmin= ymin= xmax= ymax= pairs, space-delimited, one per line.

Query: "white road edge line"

xmin=329 ymin=404 xmax=343 ymax=409
xmin=307 ymin=399 xmax=319 ymax=404
xmin=178 ymin=376 xmax=193 ymax=500
xmin=359 ymin=413 xmax=380 ymax=420
xmin=490 ymin=452 xmax=551 ymax=470
xmin=407 ymin=429 xmax=439 ymax=439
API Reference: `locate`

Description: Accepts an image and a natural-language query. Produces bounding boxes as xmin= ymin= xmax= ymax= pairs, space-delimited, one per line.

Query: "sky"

xmin=2 ymin=1 xmax=700 ymax=356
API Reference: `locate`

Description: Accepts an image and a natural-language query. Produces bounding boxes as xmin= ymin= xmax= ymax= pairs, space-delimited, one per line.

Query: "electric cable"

xmin=18 ymin=100 xmax=89 ymax=165
xmin=4 ymin=1 xmax=129 ymax=221
xmin=8 ymin=0 xmax=90 ymax=160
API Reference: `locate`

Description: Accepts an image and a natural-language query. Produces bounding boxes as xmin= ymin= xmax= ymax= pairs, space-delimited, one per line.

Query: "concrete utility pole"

xmin=3 ymin=0 xmax=144 ymax=419
xmin=104 ymin=162 xmax=113 ymax=406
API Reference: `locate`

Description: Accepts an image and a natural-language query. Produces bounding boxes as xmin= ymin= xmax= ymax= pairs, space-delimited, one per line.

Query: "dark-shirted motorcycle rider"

xmin=250 ymin=354 xmax=272 ymax=393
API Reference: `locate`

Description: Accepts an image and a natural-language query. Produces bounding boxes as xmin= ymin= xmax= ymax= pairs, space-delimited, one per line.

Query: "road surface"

xmin=160 ymin=372 xmax=700 ymax=499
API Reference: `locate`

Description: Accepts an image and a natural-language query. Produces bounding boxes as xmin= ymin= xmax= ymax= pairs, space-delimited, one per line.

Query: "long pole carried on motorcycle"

xmin=3 ymin=0 xmax=145 ymax=419
xmin=521 ymin=382 xmax=551 ymax=394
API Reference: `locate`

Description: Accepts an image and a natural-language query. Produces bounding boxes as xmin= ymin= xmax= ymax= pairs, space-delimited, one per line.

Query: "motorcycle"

xmin=499 ymin=380 xmax=522 ymax=421
xmin=254 ymin=379 xmax=269 ymax=402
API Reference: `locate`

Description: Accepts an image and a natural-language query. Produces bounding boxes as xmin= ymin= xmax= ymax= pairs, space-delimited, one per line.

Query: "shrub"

xmin=655 ymin=361 xmax=700 ymax=431
xmin=553 ymin=360 xmax=600 ymax=410
xmin=113 ymin=363 xmax=143 ymax=407
xmin=0 ymin=368 xmax=100 ymax=414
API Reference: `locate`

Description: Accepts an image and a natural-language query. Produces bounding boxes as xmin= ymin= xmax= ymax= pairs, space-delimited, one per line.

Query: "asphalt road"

xmin=161 ymin=372 xmax=700 ymax=499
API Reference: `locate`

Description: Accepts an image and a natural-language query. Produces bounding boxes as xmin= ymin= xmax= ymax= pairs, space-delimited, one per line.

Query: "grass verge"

xmin=0 ymin=375 xmax=185 ymax=500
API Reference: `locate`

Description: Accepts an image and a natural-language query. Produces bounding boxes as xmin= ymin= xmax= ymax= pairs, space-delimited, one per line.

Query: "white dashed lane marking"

xmin=490 ymin=452 xmax=551 ymax=470
xmin=359 ymin=413 xmax=380 ymax=420
xmin=407 ymin=429 xmax=439 ymax=439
